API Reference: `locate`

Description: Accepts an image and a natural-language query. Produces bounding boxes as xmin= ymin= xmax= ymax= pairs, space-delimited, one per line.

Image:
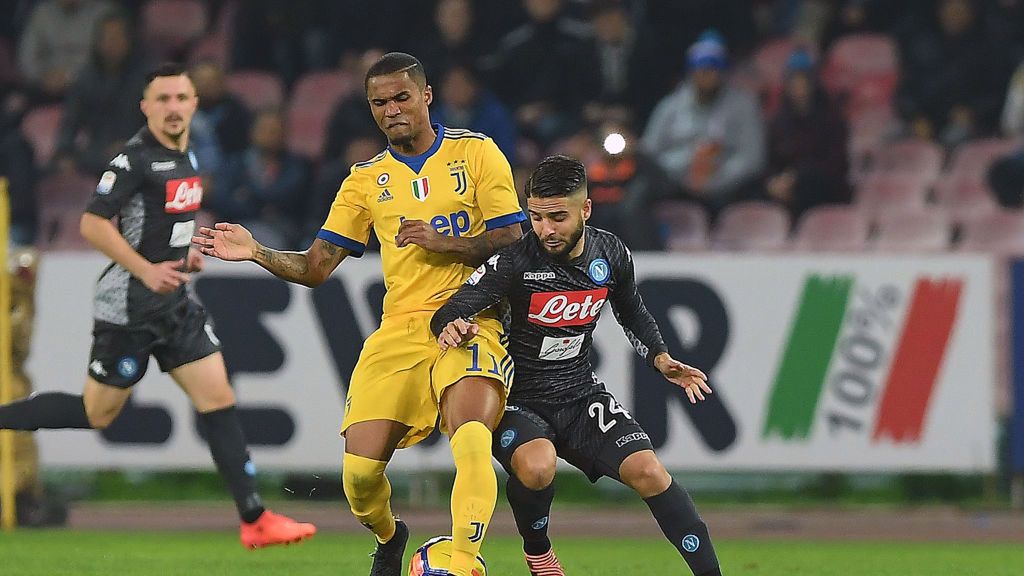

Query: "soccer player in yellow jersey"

xmin=193 ymin=52 xmax=524 ymax=576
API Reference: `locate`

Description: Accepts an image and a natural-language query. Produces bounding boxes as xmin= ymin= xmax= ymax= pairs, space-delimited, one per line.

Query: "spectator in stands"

xmin=1 ymin=87 xmax=37 ymax=245
xmin=191 ymin=60 xmax=252 ymax=157
xmin=587 ymin=121 xmax=677 ymax=251
xmin=413 ymin=0 xmax=487 ymax=79
xmin=765 ymin=49 xmax=850 ymax=219
xmin=896 ymin=0 xmax=1012 ymax=147
xmin=641 ymin=31 xmax=766 ymax=217
xmin=641 ymin=0 xmax=757 ymax=67
xmin=207 ymin=108 xmax=310 ymax=249
xmin=584 ymin=0 xmax=663 ymax=127
xmin=987 ymin=57 xmax=1024 ymax=209
xmin=54 ymin=9 xmax=146 ymax=175
xmin=321 ymin=48 xmax=385 ymax=162
xmin=481 ymin=0 xmax=600 ymax=145
xmin=305 ymin=135 xmax=385 ymax=249
xmin=230 ymin=0 xmax=331 ymax=87
xmin=432 ymin=63 xmax=517 ymax=163
xmin=17 ymin=0 xmax=114 ymax=102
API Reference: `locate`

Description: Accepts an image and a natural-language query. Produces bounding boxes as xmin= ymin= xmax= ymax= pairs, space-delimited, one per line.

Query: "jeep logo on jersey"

xmin=165 ymin=177 xmax=203 ymax=213
xmin=411 ymin=176 xmax=430 ymax=201
xmin=527 ymin=288 xmax=608 ymax=326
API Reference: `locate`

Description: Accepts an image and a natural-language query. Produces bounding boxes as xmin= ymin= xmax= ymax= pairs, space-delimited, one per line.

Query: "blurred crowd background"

xmin=3 ymin=0 xmax=1024 ymax=255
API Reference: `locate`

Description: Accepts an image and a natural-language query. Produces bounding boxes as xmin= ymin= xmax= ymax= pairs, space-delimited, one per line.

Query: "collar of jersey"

xmin=388 ymin=123 xmax=445 ymax=174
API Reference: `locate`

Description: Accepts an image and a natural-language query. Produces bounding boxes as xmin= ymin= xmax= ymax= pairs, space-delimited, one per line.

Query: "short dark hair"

xmin=525 ymin=155 xmax=588 ymax=198
xmin=364 ymin=52 xmax=427 ymax=91
xmin=145 ymin=62 xmax=190 ymax=87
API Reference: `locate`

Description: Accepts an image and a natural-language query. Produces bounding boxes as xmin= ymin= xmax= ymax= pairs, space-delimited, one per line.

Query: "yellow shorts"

xmin=341 ymin=312 xmax=513 ymax=448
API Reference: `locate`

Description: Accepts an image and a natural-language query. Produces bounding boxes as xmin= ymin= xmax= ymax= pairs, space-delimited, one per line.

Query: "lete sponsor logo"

xmin=763 ymin=275 xmax=964 ymax=445
xmin=164 ymin=177 xmax=203 ymax=213
xmin=527 ymin=288 xmax=608 ymax=326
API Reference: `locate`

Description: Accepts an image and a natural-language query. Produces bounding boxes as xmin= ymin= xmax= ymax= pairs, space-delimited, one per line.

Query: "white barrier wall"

xmin=28 ymin=253 xmax=996 ymax=472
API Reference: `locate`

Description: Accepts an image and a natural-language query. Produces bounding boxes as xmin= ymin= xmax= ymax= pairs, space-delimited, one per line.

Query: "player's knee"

xmin=621 ymin=454 xmax=671 ymax=497
xmin=515 ymin=457 xmax=556 ymax=490
xmin=85 ymin=404 xmax=121 ymax=430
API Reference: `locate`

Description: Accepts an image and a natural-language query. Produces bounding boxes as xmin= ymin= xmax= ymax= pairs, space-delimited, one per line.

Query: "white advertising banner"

xmin=27 ymin=253 xmax=996 ymax=471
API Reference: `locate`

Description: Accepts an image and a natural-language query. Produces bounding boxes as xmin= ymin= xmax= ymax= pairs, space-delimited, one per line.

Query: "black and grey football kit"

xmin=431 ymin=227 xmax=668 ymax=482
xmin=84 ymin=127 xmax=219 ymax=388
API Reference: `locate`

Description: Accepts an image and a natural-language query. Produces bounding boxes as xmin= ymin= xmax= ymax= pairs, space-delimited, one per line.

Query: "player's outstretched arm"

xmin=654 ymin=352 xmax=713 ymax=404
xmin=396 ymin=220 xmax=522 ymax=267
xmin=193 ymin=223 xmax=350 ymax=287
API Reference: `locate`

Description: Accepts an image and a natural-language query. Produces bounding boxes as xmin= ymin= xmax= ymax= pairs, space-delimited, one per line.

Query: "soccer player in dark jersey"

xmin=431 ymin=155 xmax=723 ymax=576
xmin=0 ymin=63 xmax=315 ymax=549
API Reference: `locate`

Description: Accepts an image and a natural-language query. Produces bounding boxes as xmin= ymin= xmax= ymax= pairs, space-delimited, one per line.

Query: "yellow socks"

xmin=342 ymin=452 xmax=396 ymax=544
xmin=448 ymin=421 xmax=497 ymax=576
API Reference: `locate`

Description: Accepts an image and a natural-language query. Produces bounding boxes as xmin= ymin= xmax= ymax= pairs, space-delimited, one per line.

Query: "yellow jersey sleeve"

xmin=318 ymin=166 xmax=373 ymax=257
xmin=473 ymin=137 xmax=526 ymax=230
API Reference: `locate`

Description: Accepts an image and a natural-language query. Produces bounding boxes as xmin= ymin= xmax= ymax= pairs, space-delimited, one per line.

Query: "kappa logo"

xmin=109 ymin=154 xmax=131 ymax=171
xmin=524 ymin=271 xmax=555 ymax=281
xmin=377 ymin=189 xmax=393 ymax=203
xmin=88 ymin=359 xmax=107 ymax=377
xmin=615 ymin=432 xmax=650 ymax=448
xmin=151 ymin=161 xmax=176 ymax=171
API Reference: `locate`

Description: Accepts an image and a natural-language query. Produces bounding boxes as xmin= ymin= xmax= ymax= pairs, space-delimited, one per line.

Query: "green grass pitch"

xmin=0 ymin=531 xmax=1021 ymax=575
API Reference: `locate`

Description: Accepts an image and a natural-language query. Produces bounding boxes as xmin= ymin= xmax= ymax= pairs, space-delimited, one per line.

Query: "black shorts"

xmin=493 ymin=389 xmax=655 ymax=483
xmin=87 ymin=298 xmax=221 ymax=388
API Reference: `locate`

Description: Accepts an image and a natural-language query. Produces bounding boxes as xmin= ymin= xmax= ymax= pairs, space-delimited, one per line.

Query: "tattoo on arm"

xmin=253 ymin=246 xmax=312 ymax=285
xmin=452 ymin=226 xmax=521 ymax=267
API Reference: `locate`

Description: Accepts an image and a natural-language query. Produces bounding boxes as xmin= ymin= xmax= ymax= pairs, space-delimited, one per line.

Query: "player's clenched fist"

xmin=192 ymin=222 xmax=258 ymax=261
xmin=437 ymin=317 xmax=480 ymax=350
xmin=396 ymin=219 xmax=449 ymax=252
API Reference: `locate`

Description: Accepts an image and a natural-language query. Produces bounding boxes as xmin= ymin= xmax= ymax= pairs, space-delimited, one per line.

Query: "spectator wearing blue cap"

xmin=764 ymin=49 xmax=850 ymax=219
xmin=640 ymin=31 xmax=766 ymax=216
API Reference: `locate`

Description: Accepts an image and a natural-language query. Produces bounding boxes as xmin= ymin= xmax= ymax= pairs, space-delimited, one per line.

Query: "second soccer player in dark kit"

xmin=432 ymin=155 xmax=723 ymax=576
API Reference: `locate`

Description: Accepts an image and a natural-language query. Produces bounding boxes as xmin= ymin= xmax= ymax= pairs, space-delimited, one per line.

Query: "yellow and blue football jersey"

xmin=319 ymin=124 xmax=525 ymax=318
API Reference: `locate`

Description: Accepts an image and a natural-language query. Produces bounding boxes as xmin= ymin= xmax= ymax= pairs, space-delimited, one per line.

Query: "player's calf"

xmin=643 ymin=479 xmax=722 ymax=576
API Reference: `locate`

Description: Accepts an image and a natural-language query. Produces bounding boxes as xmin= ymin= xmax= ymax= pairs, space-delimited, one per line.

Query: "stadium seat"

xmin=935 ymin=180 xmax=997 ymax=224
xmin=822 ymin=33 xmax=899 ymax=95
xmin=142 ymin=0 xmax=209 ymax=59
xmin=871 ymin=209 xmax=950 ymax=251
xmin=794 ymin=204 xmax=869 ymax=251
xmin=867 ymin=139 xmax=944 ymax=184
xmin=712 ymin=200 xmax=791 ymax=250
xmin=225 ymin=71 xmax=285 ymax=111
xmin=20 ymin=105 xmax=64 ymax=167
xmin=847 ymin=104 xmax=899 ymax=184
xmin=287 ymin=72 xmax=353 ymax=159
xmin=854 ymin=172 xmax=929 ymax=215
xmin=654 ymin=200 xmax=709 ymax=251
xmin=958 ymin=210 xmax=1024 ymax=254
xmin=187 ymin=31 xmax=228 ymax=68
xmin=944 ymin=138 xmax=1020 ymax=185
xmin=35 ymin=171 xmax=97 ymax=251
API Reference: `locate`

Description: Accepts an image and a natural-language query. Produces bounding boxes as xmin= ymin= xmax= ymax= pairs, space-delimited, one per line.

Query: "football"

xmin=408 ymin=536 xmax=487 ymax=576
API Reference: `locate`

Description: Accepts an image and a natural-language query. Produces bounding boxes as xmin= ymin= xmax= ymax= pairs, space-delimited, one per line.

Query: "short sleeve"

xmin=317 ymin=168 xmax=373 ymax=257
xmin=473 ymin=138 xmax=526 ymax=230
xmin=85 ymin=152 xmax=144 ymax=218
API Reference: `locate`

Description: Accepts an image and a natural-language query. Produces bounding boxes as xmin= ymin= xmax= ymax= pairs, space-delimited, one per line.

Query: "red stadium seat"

xmin=935 ymin=180 xmax=997 ymax=224
xmin=655 ymin=200 xmax=709 ymax=251
xmin=868 ymin=139 xmax=944 ymax=184
xmin=822 ymin=33 xmax=899 ymax=95
xmin=847 ymin=104 xmax=899 ymax=183
xmin=287 ymin=72 xmax=353 ymax=159
xmin=188 ymin=31 xmax=228 ymax=68
xmin=959 ymin=210 xmax=1024 ymax=254
xmin=794 ymin=204 xmax=869 ymax=251
xmin=854 ymin=172 xmax=929 ymax=215
xmin=20 ymin=105 xmax=64 ymax=167
xmin=872 ymin=209 xmax=950 ymax=251
xmin=712 ymin=201 xmax=791 ymax=250
xmin=36 ymin=171 xmax=97 ymax=251
xmin=944 ymin=138 xmax=1020 ymax=185
xmin=225 ymin=71 xmax=285 ymax=111
xmin=142 ymin=0 xmax=209 ymax=59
